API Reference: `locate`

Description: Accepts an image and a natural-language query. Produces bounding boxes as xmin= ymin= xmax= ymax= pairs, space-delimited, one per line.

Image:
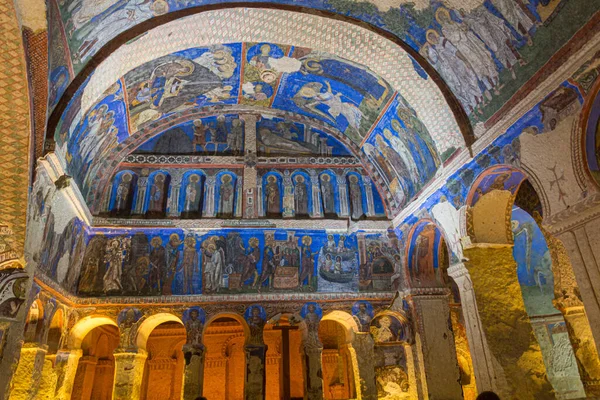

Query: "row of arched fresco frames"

xmin=108 ymin=168 xmax=384 ymax=219
xmin=108 ymin=169 xmax=239 ymax=218
xmin=260 ymin=169 xmax=383 ymax=219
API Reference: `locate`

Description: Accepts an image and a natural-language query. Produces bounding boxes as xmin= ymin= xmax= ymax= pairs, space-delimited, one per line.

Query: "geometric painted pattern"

xmin=0 ymin=0 xmax=31 ymax=250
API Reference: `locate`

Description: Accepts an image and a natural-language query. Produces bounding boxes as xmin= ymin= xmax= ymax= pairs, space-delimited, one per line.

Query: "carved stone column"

xmin=408 ymin=292 xmax=463 ymax=400
xmin=282 ymin=171 xmax=294 ymax=218
xmin=362 ymin=176 xmax=376 ymax=217
xmin=241 ymin=114 xmax=258 ymax=219
xmin=539 ymin=220 xmax=600 ymax=396
xmin=245 ymin=306 xmax=267 ymax=400
xmin=8 ymin=344 xmax=47 ymax=400
xmin=548 ymin=196 xmax=600 ymax=351
xmin=293 ymin=305 xmax=324 ymax=400
xmin=53 ymin=349 xmax=83 ymax=400
xmin=351 ymin=333 xmax=377 ymax=400
xmin=463 ymin=243 xmax=553 ymax=399
xmin=167 ymin=170 xmax=183 ymax=217
xmin=134 ymin=177 xmax=148 ymax=215
xmin=448 ymin=263 xmax=501 ymax=394
xmin=336 ymin=175 xmax=349 ymax=218
xmin=204 ymin=176 xmax=216 ymax=218
xmin=112 ymin=351 xmax=148 ymax=400
xmin=182 ymin=307 xmax=207 ymax=400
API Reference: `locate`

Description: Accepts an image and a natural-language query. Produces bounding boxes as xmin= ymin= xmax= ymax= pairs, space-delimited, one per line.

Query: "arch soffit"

xmin=135 ymin=312 xmax=184 ymax=351
xmin=68 ymin=315 xmax=118 ymax=350
xmin=404 ymin=218 xmax=449 ymax=269
xmin=321 ymin=310 xmax=359 ymax=343
xmin=202 ymin=312 xmax=251 ymax=342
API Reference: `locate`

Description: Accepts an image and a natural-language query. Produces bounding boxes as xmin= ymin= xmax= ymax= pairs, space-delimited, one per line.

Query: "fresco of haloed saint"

xmin=74 ymin=229 xmax=390 ymax=297
xmin=511 ymin=206 xmax=559 ymax=317
xmin=60 ymin=80 xmax=129 ymax=198
xmin=256 ymin=116 xmax=353 ymax=157
xmin=133 ymin=114 xmax=245 ymax=156
xmin=406 ymin=223 xmax=442 ymax=288
xmin=124 ymin=44 xmax=241 ymax=133
xmin=241 ymin=43 xmax=302 ymax=107
xmin=363 ymin=94 xmax=442 ymax=208
xmin=273 ymin=51 xmax=394 ymax=145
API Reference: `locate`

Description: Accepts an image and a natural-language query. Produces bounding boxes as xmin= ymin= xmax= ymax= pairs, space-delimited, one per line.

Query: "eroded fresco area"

xmin=47 ymin=0 xmax=600 ymax=123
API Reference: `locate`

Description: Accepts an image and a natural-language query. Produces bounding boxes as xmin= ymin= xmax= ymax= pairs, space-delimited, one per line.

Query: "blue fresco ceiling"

xmin=47 ymin=0 xmax=600 ymax=125
xmin=54 ymin=42 xmax=447 ymax=216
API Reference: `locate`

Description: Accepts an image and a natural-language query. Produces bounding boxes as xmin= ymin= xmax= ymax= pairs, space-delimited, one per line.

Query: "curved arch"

xmin=404 ymin=218 xmax=450 ymax=288
xmin=135 ymin=312 xmax=184 ymax=352
xmin=179 ymin=169 xmax=206 ymax=217
xmin=202 ymin=312 xmax=250 ymax=343
xmin=579 ymin=77 xmax=600 ymax=190
xmin=47 ymin=4 xmax=472 ymax=148
xmin=464 ymin=164 xmax=552 ymax=244
xmin=68 ymin=315 xmax=118 ymax=349
xmin=321 ymin=310 xmax=358 ymax=344
xmin=371 ymin=309 xmax=412 ymax=344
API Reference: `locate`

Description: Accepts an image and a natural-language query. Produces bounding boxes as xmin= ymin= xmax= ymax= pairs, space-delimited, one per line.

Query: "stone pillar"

xmin=282 ymin=171 xmax=294 ymax=218
xmin=54 ymin=349 xmax=83 ymax=400
xmin=351 ymin=333 xmax=377 ymax=400
xmin=309 ymin=170 xmax=322 ymax=218
xmin=409 ymin=293 xmax=463 ymax=399
xmin=448 ymin=263 xmax=501 ymax=394
xmin=134 ymin=177 xmax=148 ymax=215
xmin=37 ymin=354 xmax=58 ymax=400
xmin=336 ymin=175 xmax=349 ymax=218
xmin=244 ymin=345 xmax=267 ymax=400
xmin=241 ymin=114 xmax=258 ymax=219
xmin=112 ymin=350 xmax=148 ymax=400
xmin=70 ymin=356 xmax=97 ymax=400
xmin=8 ymin=344 xmax=47 ymax=400
xmin=362 ymin=176 xmax=375 ymax=217
xmin=549 ymin=200 xmax=600 ymax=352
xmin=540 ymin=220 xmax=600 ymax=396
xmin=182 ymin=345 xmax=206 ymax=400
xmin=204 ymin=176 xmax=216 ymax=218
xmin=167 ymin=171 xmax=183 ymax=217
xmin=463 ymin=243 xmax=553 ymax=399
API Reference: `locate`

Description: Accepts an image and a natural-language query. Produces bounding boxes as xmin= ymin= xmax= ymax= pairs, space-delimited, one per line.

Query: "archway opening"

xmin=203 ymin=315 xmax=247 ymax=400
xmin=140 ymin=320 xmax=186 ymax=400
xmin=71 ymin=324 xmax=119 ymax=400
xmin=318 ymin=319 xmax=356 ymax=399
xmin=46 ymin=308 xmax=64 ymax=354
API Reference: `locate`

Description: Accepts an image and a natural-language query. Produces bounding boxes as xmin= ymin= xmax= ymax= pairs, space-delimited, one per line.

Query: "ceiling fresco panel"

xmin=47 ymin=0 xmax=600 ymax=127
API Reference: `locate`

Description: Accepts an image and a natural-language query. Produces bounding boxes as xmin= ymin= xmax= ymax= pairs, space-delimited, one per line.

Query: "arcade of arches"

xmin=4 ymin=0 xmax=600 ymax=399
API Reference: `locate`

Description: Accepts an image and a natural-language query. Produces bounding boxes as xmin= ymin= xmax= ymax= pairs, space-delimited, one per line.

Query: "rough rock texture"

xmin=8 ymin=346 xmax=46 ymax=400
xmin=464 ymin=244 xmax=554 ymax=399
xmin=470 ymin=190 xmax=514 ymax=244
xmin=112 ymin=352 xmax=148 ymax=400
xmin=412 ymin=296 xmax=463 ymax=399
xmin=36 ymin=356 xmax=58 ymax=400
xmin=353 ymin=333 xmax=377 ymax=400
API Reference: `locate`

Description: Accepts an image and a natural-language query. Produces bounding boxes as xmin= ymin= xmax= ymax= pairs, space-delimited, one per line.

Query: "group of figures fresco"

xmin=134 ymin=115 xmax=244 ymax=155
xmin=63 ymin=229 xmax=402 ymax=297
xmin=260 ymin=169 xmax=386 ymax=219
xmin=53 ymin=41 xmax=443 ymax=212
xmin=48 ymin=0 xmax=598 ymax=123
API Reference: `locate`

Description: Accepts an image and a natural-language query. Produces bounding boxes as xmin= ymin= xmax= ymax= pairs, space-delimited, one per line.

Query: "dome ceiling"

xmin=54 ymin=8 xmax=470 ymax=217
